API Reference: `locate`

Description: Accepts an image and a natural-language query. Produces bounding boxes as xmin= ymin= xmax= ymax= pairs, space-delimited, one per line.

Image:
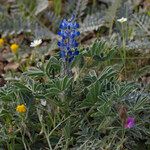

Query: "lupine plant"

xmin=0 ymin=3 xmax=150 ymax=150
xmin=0 ymin=38 xmax=149 ymax=149
xmin=58 ymin=15 xmax=80 ymax=75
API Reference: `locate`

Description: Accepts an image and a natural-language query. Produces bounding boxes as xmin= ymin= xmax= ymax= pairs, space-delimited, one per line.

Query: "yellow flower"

xmin=0 ymin=38 xmax=4 ymax=47
xmin=10 ymin=43 xmax=19 ymax=54
xmin=16 ymin=104 xmax=26 ymax=113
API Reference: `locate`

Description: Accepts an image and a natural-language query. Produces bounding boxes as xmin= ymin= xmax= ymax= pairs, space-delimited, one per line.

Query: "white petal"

xmin=117 ymin=17 xmax=127 ymax=23
xmin=30 ymin=43 xmax=35 ymax=47
xmin=30 ymin=39 xmax=42 ymax=47
xmin=41 ymin=99 xmax=47 ymax=106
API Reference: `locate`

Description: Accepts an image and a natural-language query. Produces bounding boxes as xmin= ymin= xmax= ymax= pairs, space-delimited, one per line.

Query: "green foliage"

xmin=133 ymin=13 xmax=150 ymax=36
xmin=1 ymin=42 xmax=149 ymax=149
xmin=54 ymin=0 xmax=62 ymax=16
xmin=85 ymin=40 xmax=116 ymax=61
xmin=79 ymin=12 xmax=105 ymax=33
xmin=105 ymin=0 xmax=122 ymax=34
xmin=0 ymin=0 xmax=150 ymax=149
xmin=74 ymin=0 xmax=89 ymax=19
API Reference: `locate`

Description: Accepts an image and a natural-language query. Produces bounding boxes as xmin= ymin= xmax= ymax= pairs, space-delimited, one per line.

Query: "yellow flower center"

xmin=0 ymin=38 xmax=4 ymax=47
xmin=16 ymin=104 xmax=26 ymax=113
xmin=10 ymin=43 xmax=19 ymax=54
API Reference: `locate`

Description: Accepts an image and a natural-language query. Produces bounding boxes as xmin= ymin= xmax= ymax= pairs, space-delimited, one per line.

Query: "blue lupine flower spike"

xmin=58 ymin=16 xmax=80 ymax=63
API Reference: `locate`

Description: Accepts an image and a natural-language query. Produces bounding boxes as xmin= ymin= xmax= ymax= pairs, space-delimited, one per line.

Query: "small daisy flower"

xmin=16 ymin=104 xmax=26 ymax=113
xmin=30 ymin=39 xmax=42 ymax=47
xmin=117 ymin=17 xmax=127 ymax=23
xmin=125 ymin=117 xmax=135 ymax=128
xmin=0 ymin=38 xmax=4 ymax=47
xmin=10 ymin=43 xmax=19 ymax=54
xmin=41 ymin=99 xmax=47 ymax=106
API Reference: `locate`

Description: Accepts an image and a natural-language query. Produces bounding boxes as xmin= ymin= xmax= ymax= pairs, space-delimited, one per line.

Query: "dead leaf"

xmin=0 ymin=75 xmax=6 ymax=87
xmin=118 ymin=105 xmax=128 ymax=125
xmin=0 ymin=56 xmax=8 ymax=74
xmin=4 ymin=62 xmax=20 ymax=71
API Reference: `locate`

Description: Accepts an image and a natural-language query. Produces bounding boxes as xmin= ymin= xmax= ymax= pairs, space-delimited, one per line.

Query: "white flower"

xmin=41 ymin=99 xmax=47 ymax=106
xmin=30 ymin=39 xmax=42 ymax=47
xmin=117 ymin=17 xmax=127 ymax=23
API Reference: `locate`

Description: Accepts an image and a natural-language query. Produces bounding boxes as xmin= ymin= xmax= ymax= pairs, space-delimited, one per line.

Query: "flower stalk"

xmin=58 ymin=15 xmax=80 ymax=76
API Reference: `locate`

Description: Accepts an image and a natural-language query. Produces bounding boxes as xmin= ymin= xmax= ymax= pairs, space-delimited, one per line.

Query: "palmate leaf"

xmin=81 ymin=81 xmax=102 ymax=107
xmin=23 ymin=56 xmax=61 ymax=79
xmin=23 ymin=67 xmax=45 ymax=77
xmin=11 ymin=82 xmax=34 ymax=106
xmin=43 ymin=76 xmax=73 ymax=107
xmin=132 ymin=96 xmax=149 ymax=112
xmin=113 ymin=82 xmax=136 ymax=99
xmin=0 ymin=81 xmax=34 ymax=108
xmin=97 ymin=116 xmax=115 ymax=131
xmin=98 ymin=66 xmax=117 ymax=81
xmin=45 ymin=76 xmax=73 ymax=96
xmin=81 ymin=67 xmax=117 ymax=107
xmin=45 ymin=56 xmax=61 ymax=77
xmin=84 ymin=40 xmax=116 ymax=62
xmin=83 ymin=70 xmax=98 ymax=86
xmin=12 ymin=82 xmax=32 ymax=91
xmin=92 ymin=100 xmax=114 ymax=118
xmin=17 ymin=89 xmax=34 ymax=106
xmin=0 ymin=87 xmax=15 ymax=102
xmin=23 ymin=76 xmax=45 ymax=96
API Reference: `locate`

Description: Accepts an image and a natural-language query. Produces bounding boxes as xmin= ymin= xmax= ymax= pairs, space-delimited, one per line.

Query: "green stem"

xmin=43 ymin=128 xmax=53 ymax=150
xmin=121 ymin=23 xmax=127 ymax=77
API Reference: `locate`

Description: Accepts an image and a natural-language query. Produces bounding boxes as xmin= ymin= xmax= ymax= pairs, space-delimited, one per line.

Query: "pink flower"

xmin=125 ymin=117 xmax=135 ymax=128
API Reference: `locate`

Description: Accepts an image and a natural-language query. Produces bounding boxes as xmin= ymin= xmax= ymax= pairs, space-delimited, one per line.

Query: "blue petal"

xmin=57 ymin=31 xmax=62 ymax=36
xmin=68 ymin=56 xmax=74 ymax=63
xmin=74 ymin=42 xmax=78 ymax=47
xmin=58 ymin=31 xmax=68 ymax=38
xmin=58 ymin=41 xmax=66 ymax=47
xmin=60 ymin=51 xmax=66 ymax=58
xmin=67 ymin=51 xmax=72 ymax=56
xmin=66 ymin=47 xmax=70 ymax=51
xmin=57 ymin=41 xmax=61 ymax=46
xmin=59 ymin=24 xmax=63 ymax=29
xmin=74 ymin=50 xmax=79 ymax=55
xmin=68 ymin=15 xmax=75 ymax=22
xmin=59 ymin=19 xmax=68 ymax=29
xmin=70 ymin=31 xmax=76 ymax=38
xmin=65 ymin=57 xmax=68 ymax=62
xmin=76 ymin=31 xmax=80 ymax=36
xmin=73 ymin=22 xmax=79 ymax=28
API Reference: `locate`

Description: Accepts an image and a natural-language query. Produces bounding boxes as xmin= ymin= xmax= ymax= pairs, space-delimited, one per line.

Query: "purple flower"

xmin=58 ymin=15 xmax=80 ymax=63
xmin=125 ymin=117 xmax=135 ymax=128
